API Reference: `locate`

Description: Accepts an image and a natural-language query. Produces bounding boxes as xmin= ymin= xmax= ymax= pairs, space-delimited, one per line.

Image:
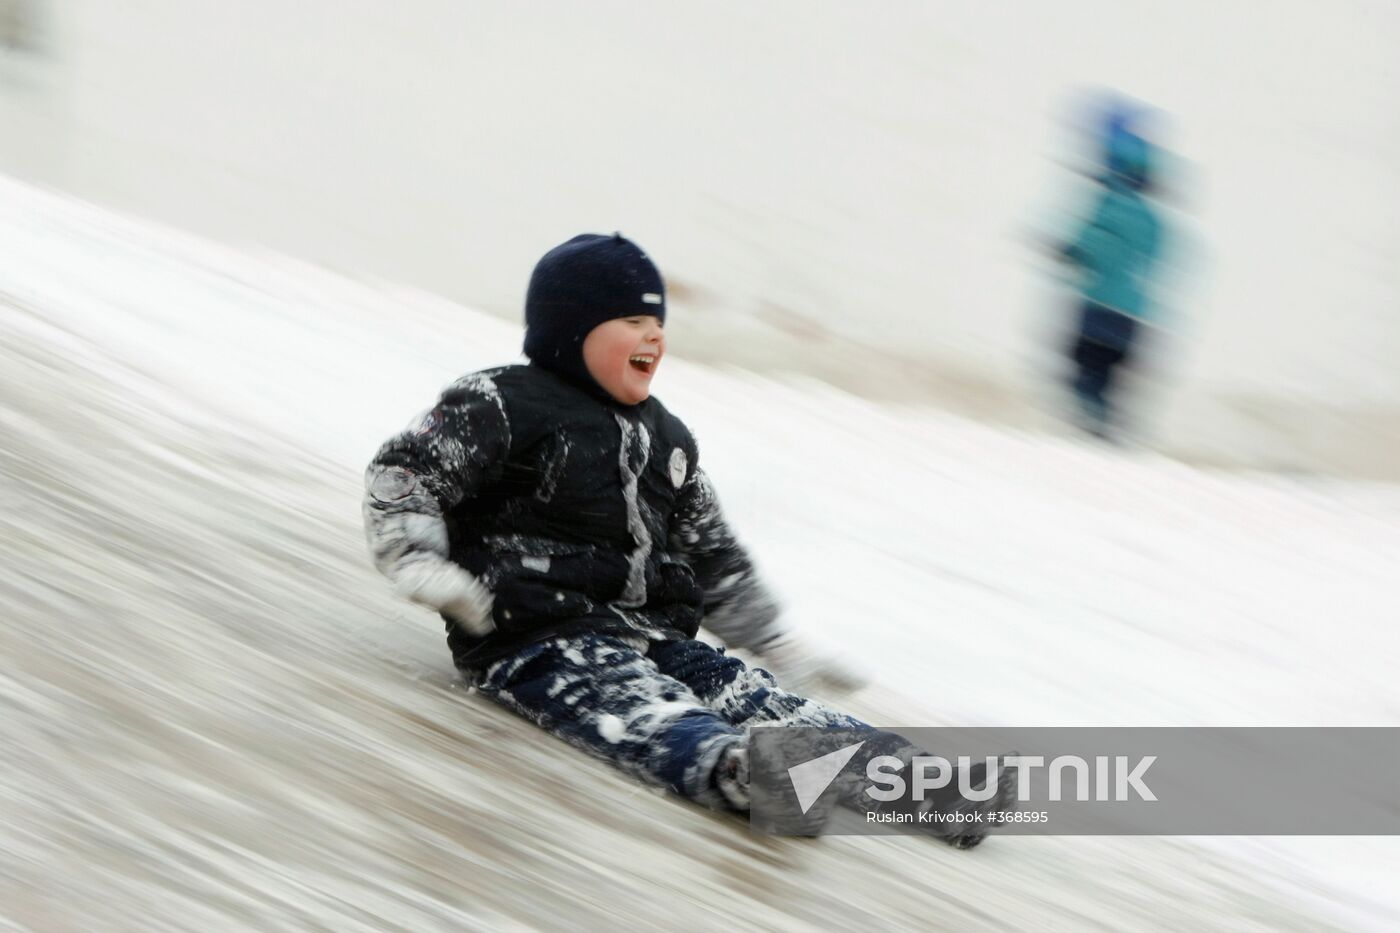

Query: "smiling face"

xmin=581 ymin=315 xmax=666 ymax=405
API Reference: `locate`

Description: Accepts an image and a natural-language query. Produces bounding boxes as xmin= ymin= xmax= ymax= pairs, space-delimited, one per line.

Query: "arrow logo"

xmin=787 ymin=741 xmax=866 ymax=814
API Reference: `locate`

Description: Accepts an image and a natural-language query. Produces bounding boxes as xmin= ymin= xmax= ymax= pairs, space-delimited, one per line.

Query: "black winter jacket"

xmin=363 ymin=364 xmax=778 ymax=669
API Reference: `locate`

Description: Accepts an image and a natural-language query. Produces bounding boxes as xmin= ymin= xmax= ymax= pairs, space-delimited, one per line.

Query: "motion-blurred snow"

xmin=2 ymin=178 xmax=1397 ymax=930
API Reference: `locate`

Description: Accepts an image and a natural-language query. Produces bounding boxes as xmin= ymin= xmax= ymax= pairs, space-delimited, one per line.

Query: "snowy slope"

xmin=2 ymin=177 xmax=1398 ymax=931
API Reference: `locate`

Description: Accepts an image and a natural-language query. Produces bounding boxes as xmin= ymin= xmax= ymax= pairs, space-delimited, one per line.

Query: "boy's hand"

xmin=392 ymin=558 xmax=496 ymax=636
xmin=755 ymin=632 xmax=871 ymax=695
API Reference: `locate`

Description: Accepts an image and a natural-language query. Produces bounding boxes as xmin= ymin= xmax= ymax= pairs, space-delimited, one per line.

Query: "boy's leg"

xmin=646 ymin=637 xmax=865 ymax=729
xmin=471 ymin=633 xmax=744 ymax=808
xmin=647 ymin=637 xmax=928 ymax=776
xmin=647 ymin=638 xmax=1013 ymax=845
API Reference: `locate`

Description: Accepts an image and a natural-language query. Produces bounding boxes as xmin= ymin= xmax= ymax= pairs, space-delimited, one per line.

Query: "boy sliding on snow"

xmin=362 ymin=233 xmax=1006 ymax=843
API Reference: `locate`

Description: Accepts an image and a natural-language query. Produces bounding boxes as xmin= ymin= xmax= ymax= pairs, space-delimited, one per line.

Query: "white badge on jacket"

xmin=668 ymin=448 xmax=687 ymax=489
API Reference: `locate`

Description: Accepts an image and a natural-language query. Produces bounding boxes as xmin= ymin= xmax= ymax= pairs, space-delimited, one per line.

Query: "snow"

xmin=7 ymin=2 xmax=1398 ymax=480
xmin=1 ymin=175 xmax=1398 ymax=930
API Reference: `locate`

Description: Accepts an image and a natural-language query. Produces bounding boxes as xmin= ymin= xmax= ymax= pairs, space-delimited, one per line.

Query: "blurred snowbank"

xmin=3 ymin=2 xmax=1398 ymax=476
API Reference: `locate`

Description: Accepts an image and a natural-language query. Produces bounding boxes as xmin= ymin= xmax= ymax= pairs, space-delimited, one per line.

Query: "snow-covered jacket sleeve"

xmin=362 ymin=373 xmax=510 ymax=589
xmin=668 ymin=468 xmax=784 ymax=649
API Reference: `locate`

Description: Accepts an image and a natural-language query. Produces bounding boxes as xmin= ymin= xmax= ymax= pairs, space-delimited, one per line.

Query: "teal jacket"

xmin=1063 ymin=178 xmax=1163 ymax=321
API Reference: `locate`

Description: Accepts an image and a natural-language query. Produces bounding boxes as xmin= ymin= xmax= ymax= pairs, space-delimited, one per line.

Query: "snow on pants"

xmin=470 ymin=634 xmax=873 ymax=810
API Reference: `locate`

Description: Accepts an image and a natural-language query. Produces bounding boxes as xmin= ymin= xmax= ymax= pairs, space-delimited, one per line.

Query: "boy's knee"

xmin=477 ymin=634 xmax=648 ymax=699
xmin=647 ymin=638 xmax=751 ymax=700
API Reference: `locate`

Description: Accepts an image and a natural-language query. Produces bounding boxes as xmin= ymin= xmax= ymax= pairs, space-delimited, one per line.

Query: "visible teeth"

xmin=630 ymin=355 xmax=655 ymax=363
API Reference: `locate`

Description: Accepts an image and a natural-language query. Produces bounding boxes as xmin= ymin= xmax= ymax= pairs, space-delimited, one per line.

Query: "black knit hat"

xmin=523 ymin=233 xmax=666 ymax=389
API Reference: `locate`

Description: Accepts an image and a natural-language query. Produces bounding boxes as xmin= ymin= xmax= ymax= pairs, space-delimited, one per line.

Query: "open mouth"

xmin=628 ymin=354 xmax=657 ymax=375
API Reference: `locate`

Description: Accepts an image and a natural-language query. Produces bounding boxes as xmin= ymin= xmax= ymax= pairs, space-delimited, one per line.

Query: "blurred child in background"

xmin=1057 ymin=106 xmax=1167 ymax=439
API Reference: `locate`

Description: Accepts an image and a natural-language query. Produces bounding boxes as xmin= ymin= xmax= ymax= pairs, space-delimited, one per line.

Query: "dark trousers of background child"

xmin=1069 ymin=301 xmax=1139 ymax=435
xmin=469 ymin=634 xmax=872 ymax=810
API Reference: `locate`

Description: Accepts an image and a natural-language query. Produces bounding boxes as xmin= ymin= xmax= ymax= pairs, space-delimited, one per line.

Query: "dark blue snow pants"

xmin=1069 ymin=301 xmax=1139 ymax=430
xmin=470 ymin=634 xmax=867 ymax=809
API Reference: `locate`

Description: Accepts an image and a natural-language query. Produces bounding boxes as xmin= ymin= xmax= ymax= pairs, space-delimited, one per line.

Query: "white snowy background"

xmin=2 ymin=1 xmax=1397 ymax=475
